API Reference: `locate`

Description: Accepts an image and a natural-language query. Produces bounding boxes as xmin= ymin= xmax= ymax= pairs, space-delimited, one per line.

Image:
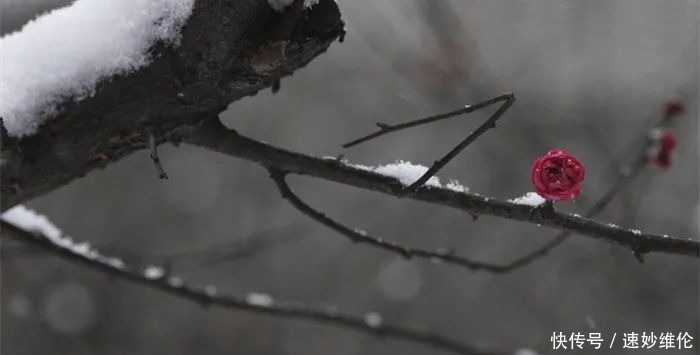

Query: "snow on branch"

xmin=0 ymin=0 xmax=195 ymax=136
xmin=0 ymin=213 xmax=503 ymax=355
xmin=344 ymin=159 xmax=468 ymax=192
xmin=508 ymin=192 xmax=546 ymax=207
xmin=1 ymin=205 xmax=124 ymax=268
xmin=182 ymin=118 xmax=699 ymax=260
xmin=0 ymin=0 xmax=345 ymax=208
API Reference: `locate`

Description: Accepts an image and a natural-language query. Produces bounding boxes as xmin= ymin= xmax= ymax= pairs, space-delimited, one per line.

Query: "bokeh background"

xmin=2 ymin=0 xmax=698 ymax=354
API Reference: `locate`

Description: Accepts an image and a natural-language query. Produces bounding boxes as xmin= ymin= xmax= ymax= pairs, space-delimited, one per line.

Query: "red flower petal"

xmin=531 ymin=149 xmax=586 ymax=201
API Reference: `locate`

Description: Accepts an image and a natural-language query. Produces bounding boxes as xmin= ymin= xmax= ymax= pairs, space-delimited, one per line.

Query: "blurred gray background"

xmin=2 ymin=0 xmax=698 ymax=354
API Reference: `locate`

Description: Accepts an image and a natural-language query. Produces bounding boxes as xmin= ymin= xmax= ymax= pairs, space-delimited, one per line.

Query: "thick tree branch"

xmin=1 ymin=0 xmax=344 ymax=209
xmin=1 ymin=219 xmax=503 ymax=355
xmin=181 ymin=119 xmax=699 ymax=260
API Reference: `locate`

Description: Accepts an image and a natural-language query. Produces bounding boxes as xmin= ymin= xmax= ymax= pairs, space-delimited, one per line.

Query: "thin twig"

xmin=269 ymin=169 xmax=505 ymax=271
xmin=0 ymin=220 xmax=502 ymax=355
xmin=499 ymin=112 xmax=678 ymax=270
xmin=496 ymin=157 xmax=648 ymax=271
xmin=181 ymin=119 xmax=698 ymax=260
xmin=149 ymin=132 xmax=169 ymax=179
xmin=405 ymin=93 xmax=515 ymax=191
xmin=342 ymin=94 xmax=514 ymax=148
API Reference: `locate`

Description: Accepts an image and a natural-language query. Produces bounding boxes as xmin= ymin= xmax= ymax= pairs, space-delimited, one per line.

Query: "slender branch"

xmin=149 ymin=132 xmax=169 ymax=179
xmin=268 ymin=169 xmax=505 ymax=271
xmin=405 ymin=93 xmax=515 ymax=191
xmin=342 ymin=94 xmax=514 ymax=148
xmin=0 ymin=219 xmax=502 ymax=355
xmin=500 ymin=111 xmax=679 ymax=269
xmin=181 ymin=119 xmax=698 ymax=259
xmin=496 ymin=157 xmax=648 ymax=271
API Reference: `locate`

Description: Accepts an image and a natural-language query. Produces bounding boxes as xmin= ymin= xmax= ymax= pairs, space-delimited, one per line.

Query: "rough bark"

xmin=1 ymin=0 xmax=344 ymax=210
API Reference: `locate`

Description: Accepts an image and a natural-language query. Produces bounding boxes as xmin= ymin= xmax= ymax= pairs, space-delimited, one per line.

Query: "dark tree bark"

xmin=1 ymin=0 xmax=344 ymax=210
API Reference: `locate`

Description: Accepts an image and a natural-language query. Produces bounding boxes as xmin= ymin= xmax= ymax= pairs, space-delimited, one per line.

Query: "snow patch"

xmin=0 ymin=0 xmax=195 ymax=136
xmin=363 ymin=311 xmax=382 ymax=328
xmin=508 ymin=192 xmax=546 ymax=206
xmin=348 ymin=160 xmax=469 ymax=192
xmin=1 ymin=205 xmax=124 ymax=268
xmin=143 ymin=266 xmax=165 ymax=280
xmin=204 ymin=285 xmax=218 ymax=296
xmin=246 ymin=292 xmax=274 ymax=307
xmin=267 ymin=0 xmax=321 ymax=13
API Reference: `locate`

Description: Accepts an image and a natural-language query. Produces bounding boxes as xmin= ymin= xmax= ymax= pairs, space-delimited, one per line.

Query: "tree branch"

xmin=499 ymin=109 xmax=681 ymax=269
xmin=405 ymin=93 xmax=515 ymax=192
xmin=268 ymin=168 xmax=506 ymax=271
xmin=0 ymin=219 xmax=503 ymax=355
xmin=342 ymin=93 xmax=514 ymax=148
xmin=1 ymin=0 xmax=345 ymax=209
xmin=181 ymin=119 xmax=699 ymax=260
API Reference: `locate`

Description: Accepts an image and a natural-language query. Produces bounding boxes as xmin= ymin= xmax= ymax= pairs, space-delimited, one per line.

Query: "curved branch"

xmin=0 ymin=219 xmax=503 ymax=355
xmin=182 ymin=119 xmax=699 ymax=260
xmin=268 ymin=168 xmax=506 ymax=271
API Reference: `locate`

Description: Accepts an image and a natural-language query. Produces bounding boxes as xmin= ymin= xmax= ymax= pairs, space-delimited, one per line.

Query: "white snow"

xmin=143 ymin=266 xmax=165 ymax=280
xmin=1 ymin=205 xmax=124 ymax=268
xmin=508 ymin=192 xmax=546 ymax=206
xmin=446 ymin=179 xmax=469 ymax=193
xmin=348 ymin=160 xmax=470 ymax=192
xmin=168 ymin=276 xmax=184 ymax=287
xmin=0 ymin=0 xmax=195 ymax=137
xmin=363 ymin=311 xmax=383 ymax=328
xmin=246 ymin=292 xmax=274 ymax=307
xmin=631 ymin=229 xmax=642 ymax=236
xmin=267 ymin=0 xmax=320 ymax=13
xmin=204 ymin=285 xmax=218 ymax=296
xmin=373 ymin=161 xmax=439 ymax=187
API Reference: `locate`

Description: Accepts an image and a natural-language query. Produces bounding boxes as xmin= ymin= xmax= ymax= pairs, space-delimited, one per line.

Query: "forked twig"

xmin=342 ymin=93 xmax=514 ymax=148
xmin=405 ymin=94 xmax=514 ymax=191
xmin=343 ymin=93 xmax=515 ymax=193
xmin=269 ymin=169 xmax=506 ymax=271
xmin=182 ymin=120 xmax=698 ymax=260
